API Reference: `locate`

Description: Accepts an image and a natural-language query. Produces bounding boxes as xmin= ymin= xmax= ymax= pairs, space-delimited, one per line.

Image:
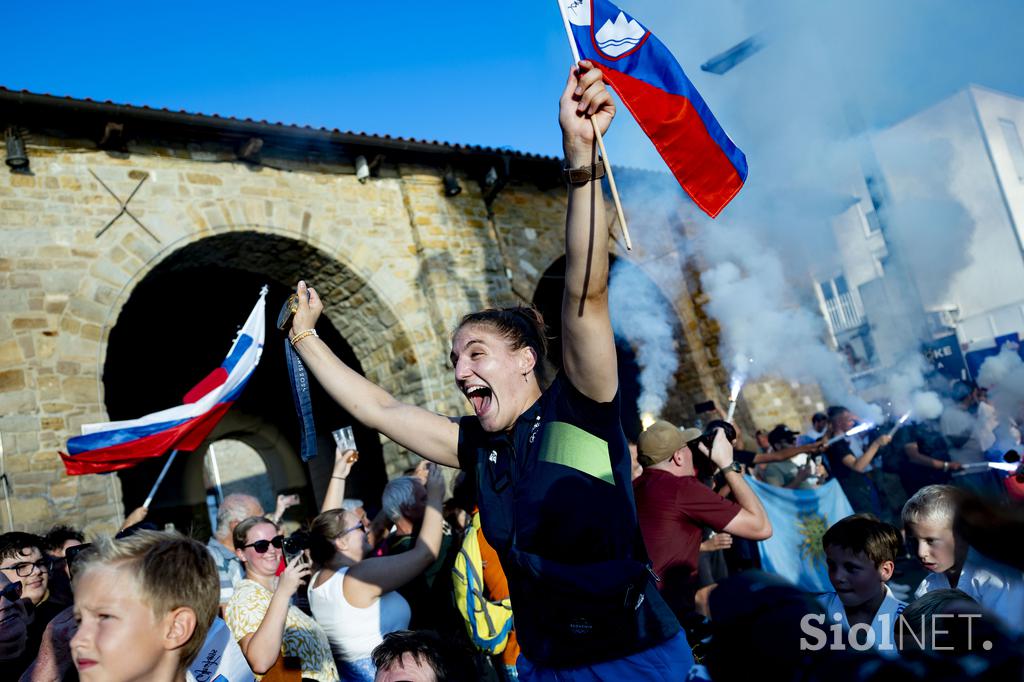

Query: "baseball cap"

xmin=767 ymin=424 xmax=799 ymax=448
xmin=638 ymin=420 xmax=703 ymax=466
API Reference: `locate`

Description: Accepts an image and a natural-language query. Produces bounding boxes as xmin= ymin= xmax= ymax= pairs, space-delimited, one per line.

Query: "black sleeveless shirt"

xmin=457 ymin=372 xmax=680 ymax=667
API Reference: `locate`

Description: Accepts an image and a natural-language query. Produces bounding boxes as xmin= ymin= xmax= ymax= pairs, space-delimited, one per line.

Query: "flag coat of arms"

xmin=559 ymin=0 xmax=748 ymax=217
xmin=747 ymin=476 xmax=855 ymax=592
xmin=60 ymin=288 xmax=267 ymax=475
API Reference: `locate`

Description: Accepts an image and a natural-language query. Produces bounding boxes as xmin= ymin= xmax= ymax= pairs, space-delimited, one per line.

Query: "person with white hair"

xmin=381 ymin=477 xmax=427 ymax=549
xmin=378 ymin=474 xmax=460 ymax=632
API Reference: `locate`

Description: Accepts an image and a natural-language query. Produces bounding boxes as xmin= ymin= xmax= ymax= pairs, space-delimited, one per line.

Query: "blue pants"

xmin=516 ymin=631 xmax=693 ymax=681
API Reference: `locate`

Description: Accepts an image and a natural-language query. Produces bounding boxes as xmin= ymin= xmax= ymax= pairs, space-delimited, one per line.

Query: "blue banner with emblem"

xmin=747 ymin=476 xmax=855 ymax=592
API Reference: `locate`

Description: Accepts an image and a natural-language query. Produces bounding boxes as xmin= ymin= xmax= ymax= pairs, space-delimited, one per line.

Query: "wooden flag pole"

xmin=556 ymin=1 xmax=633 ymax=251
xmin=0 ymin=432 xmax=13 ymax=531
xmin=591 ymin=124 xmax=632 ymax=250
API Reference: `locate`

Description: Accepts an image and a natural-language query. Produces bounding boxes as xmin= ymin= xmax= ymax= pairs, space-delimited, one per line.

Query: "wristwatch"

xmin=562 ymin=159 xmax=606 ymax=186
xmin=721 ymin=461 xmax=743 ymax=475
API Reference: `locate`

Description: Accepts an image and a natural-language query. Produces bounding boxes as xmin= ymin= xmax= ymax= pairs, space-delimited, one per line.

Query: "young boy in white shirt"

xmin=71 ymin=531 xmax=220 ymax=682
xmin=818 ymin=513 xmax=906 ymax=655
xmin=903 ymin=484 xmax=1024 ymax=636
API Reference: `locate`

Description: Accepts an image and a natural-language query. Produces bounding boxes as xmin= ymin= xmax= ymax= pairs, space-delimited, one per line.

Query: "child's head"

xmin=901 ymin=485 xmax=966 ymax=574
xmin=0 ymin=532 xmax=50 ymax=605
xmin=70 ymin=530 xmax=218 ymax=682
xmin=822 ymin=514 xmax=901 ymax=608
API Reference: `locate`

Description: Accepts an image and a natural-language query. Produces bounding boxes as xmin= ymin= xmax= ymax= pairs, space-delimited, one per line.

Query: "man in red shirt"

xmin=634 ymin=421 xmax=772 ymax=621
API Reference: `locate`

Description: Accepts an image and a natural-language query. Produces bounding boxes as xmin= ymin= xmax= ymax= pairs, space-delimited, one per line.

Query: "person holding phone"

xmin=225 ymin=516 xmax=338 ymax=681
xmin=308 ymin=462 xmax=445 ymax=681
xmin=286 ymin=62 xmax=689 ymax=678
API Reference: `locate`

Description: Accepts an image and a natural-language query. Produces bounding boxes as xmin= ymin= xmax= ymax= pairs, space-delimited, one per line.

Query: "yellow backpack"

xmin=451 ymin=512 xmax=514 ymax=654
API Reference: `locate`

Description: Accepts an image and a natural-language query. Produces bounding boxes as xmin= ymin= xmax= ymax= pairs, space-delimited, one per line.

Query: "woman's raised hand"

xmin=425 ymin=462 xmax=445 ymax=502
xmin=277 ymin=553 xmax=312 ymax=597
xmin=289 ymin=280 xmax=323 ymax=340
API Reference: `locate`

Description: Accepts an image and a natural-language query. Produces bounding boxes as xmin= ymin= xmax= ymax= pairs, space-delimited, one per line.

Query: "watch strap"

xmin=562 ymin=159 xmax=606 ymax=186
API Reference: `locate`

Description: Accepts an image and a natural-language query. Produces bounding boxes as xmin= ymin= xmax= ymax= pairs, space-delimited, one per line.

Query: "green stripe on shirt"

xmin=538 ymin=421 xmax=615 ymax=484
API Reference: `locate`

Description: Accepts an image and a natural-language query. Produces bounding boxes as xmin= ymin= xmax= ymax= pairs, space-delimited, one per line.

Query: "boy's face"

xmin=0 ymin=546 xmax=50 ymax=605
xmin=825 ymin=544 xmax=891 ymax=608
xmin=71 ymin=565 xmax=181 ymax=682
xmin=905 ymin=518 xmax=960 ymax=574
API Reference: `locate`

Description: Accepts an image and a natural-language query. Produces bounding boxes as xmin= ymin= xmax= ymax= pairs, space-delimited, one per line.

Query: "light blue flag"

xmin=747 ymin=476 xmax=855 ymax=592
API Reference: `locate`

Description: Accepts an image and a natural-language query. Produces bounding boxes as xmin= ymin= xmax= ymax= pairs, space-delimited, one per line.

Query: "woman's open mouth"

xmin=464 ymin=385 xmax=493 ymax=417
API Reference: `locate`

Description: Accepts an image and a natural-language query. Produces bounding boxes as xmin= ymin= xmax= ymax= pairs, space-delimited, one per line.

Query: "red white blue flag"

xmin=60 ymin=287 xmax=267 ymax=475
xmin=560 ymin=0 xmax=747 ymax=217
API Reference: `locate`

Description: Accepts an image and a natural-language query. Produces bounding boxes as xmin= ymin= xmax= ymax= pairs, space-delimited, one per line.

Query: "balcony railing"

xmin=825 ymin=292 xmax=864 ymax=333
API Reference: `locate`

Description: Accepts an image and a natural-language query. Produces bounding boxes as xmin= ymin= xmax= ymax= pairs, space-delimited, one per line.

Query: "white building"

xmin=815 ymin=85 xmax=1024 ymax=383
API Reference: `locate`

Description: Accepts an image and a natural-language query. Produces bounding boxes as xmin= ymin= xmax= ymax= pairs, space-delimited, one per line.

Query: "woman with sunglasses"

xmin=307 ymin=461 xmax=444 ymax=682
xmin=225 ymin=516 xmax=339 ymax=681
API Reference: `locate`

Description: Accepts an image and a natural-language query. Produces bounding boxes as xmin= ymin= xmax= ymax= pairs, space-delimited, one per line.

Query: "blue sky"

xmin=7 ymin=1 xmax=1024 ymax=169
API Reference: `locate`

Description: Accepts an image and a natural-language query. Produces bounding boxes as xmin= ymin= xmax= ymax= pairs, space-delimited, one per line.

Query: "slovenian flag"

xmin=59 ymin=287 xmax=268 ymax=475
xmin=559 ymin=0 xmax=747 ymax=218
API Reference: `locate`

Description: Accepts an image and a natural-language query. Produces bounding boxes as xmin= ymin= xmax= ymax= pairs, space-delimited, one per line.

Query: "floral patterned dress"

xmin=225 ymin=579 xmax=339 ymax=682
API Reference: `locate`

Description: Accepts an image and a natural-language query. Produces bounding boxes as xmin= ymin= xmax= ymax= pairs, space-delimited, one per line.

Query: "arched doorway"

xmin=532 ymin=256 xmax=684 ymax=442
xmin=102 ymin=231 xmax=390 ymax=535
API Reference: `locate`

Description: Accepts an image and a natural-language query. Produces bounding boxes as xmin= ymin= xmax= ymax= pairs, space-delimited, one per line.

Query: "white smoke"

xmin=609 ymin=258 xmax=679 ymax=418
xmin=977 ymin=345 xmax=1024 ymax=419
xmin=886 ymin=359 xmax=944 ymax=421
xmin=977 ymin=344 xmax=1023 ymax=390
xmin=697 ymin=222 xmax=883 ymax=423
xmin=602 ymin=1 xmax=1007 ymax=422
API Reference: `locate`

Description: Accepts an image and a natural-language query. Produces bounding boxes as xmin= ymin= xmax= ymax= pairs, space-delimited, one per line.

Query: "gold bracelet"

xmin=290 ymin=329 xmax=318 ymax=347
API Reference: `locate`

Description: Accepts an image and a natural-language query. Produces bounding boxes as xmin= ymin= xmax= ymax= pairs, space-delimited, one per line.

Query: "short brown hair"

xmin=822 ymin=514 xmax=901 ymax=567
xmin=72 ymin=530 xmax=218 ymax=669
xmin=232 ymin=516 xmax=277 ymax=551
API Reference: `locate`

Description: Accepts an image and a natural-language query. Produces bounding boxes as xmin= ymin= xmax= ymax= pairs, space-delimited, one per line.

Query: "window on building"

xmin=818 ymin=275 xmax=864 ymax=333
xmin=999 ymin=118 xmax=1024 ymax=182
xmin=862 ymin=175 xmax=885 ymax=234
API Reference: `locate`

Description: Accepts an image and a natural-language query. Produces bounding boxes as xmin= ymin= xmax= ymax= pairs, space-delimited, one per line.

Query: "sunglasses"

xmin=243 ymin=535 xmax=285 ymax=554
xmin=0 ymin=580 xmax=22 ymax=602
xmin=338 ymin=523 xmax=365 ymax=538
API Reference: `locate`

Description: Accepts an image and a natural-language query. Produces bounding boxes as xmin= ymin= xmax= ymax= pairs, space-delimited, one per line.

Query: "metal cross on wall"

xmin=89 ymin=169 xmax=160 ymax=242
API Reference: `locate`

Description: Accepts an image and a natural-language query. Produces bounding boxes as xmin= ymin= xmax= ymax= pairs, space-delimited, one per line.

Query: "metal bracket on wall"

xmin=90 ymin=169 xmax=160 ymax=242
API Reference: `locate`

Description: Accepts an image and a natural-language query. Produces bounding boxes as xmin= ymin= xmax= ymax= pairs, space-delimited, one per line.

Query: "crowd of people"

xmin=2 ymin=63 xmax=1023 ymax=681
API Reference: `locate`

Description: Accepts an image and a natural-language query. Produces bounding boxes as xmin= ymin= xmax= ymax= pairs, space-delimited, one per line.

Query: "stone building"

xmin=0 ymin=88 xmax=810 ymax=536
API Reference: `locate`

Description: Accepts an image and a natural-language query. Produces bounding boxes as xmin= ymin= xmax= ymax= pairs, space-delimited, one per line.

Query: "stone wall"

xmin=0 ymin=127 xmax=814 ymax=535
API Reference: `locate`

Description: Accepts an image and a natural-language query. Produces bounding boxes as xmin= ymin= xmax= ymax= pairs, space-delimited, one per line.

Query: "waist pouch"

xmin=508 ymin=547 xmax=677 ymax=667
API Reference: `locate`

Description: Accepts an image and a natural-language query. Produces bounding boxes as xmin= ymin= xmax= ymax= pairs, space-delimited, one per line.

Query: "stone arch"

xmin=179 ymin=410 xmax=311 ymax=510
xmin=85 ymin=227 xmax=429 ymax=530
xmin=531 ymin=255 xmax=691 ymax=439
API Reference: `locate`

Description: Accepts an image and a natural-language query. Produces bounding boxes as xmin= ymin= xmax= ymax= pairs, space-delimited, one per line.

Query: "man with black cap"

xmin=633 ymin=421 xmax=772 ymax=621
xmin=762 ymin=424 xmax=824 ymax=489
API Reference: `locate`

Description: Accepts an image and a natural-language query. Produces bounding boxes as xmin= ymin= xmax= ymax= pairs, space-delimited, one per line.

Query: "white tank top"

xmin=308 ymin=567 xmax=411 ymax=663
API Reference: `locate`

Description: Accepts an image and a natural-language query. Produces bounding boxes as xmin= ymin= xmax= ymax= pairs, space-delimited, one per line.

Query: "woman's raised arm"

xmin=289 ymin=280 xmax=460 ymax=468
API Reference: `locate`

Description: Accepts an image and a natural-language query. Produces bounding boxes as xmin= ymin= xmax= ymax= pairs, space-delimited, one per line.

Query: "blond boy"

xmin=903 ymin=484 xmax=1024 ymax=636
xmin=71 ymin=531 xmax=219 ymax=682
